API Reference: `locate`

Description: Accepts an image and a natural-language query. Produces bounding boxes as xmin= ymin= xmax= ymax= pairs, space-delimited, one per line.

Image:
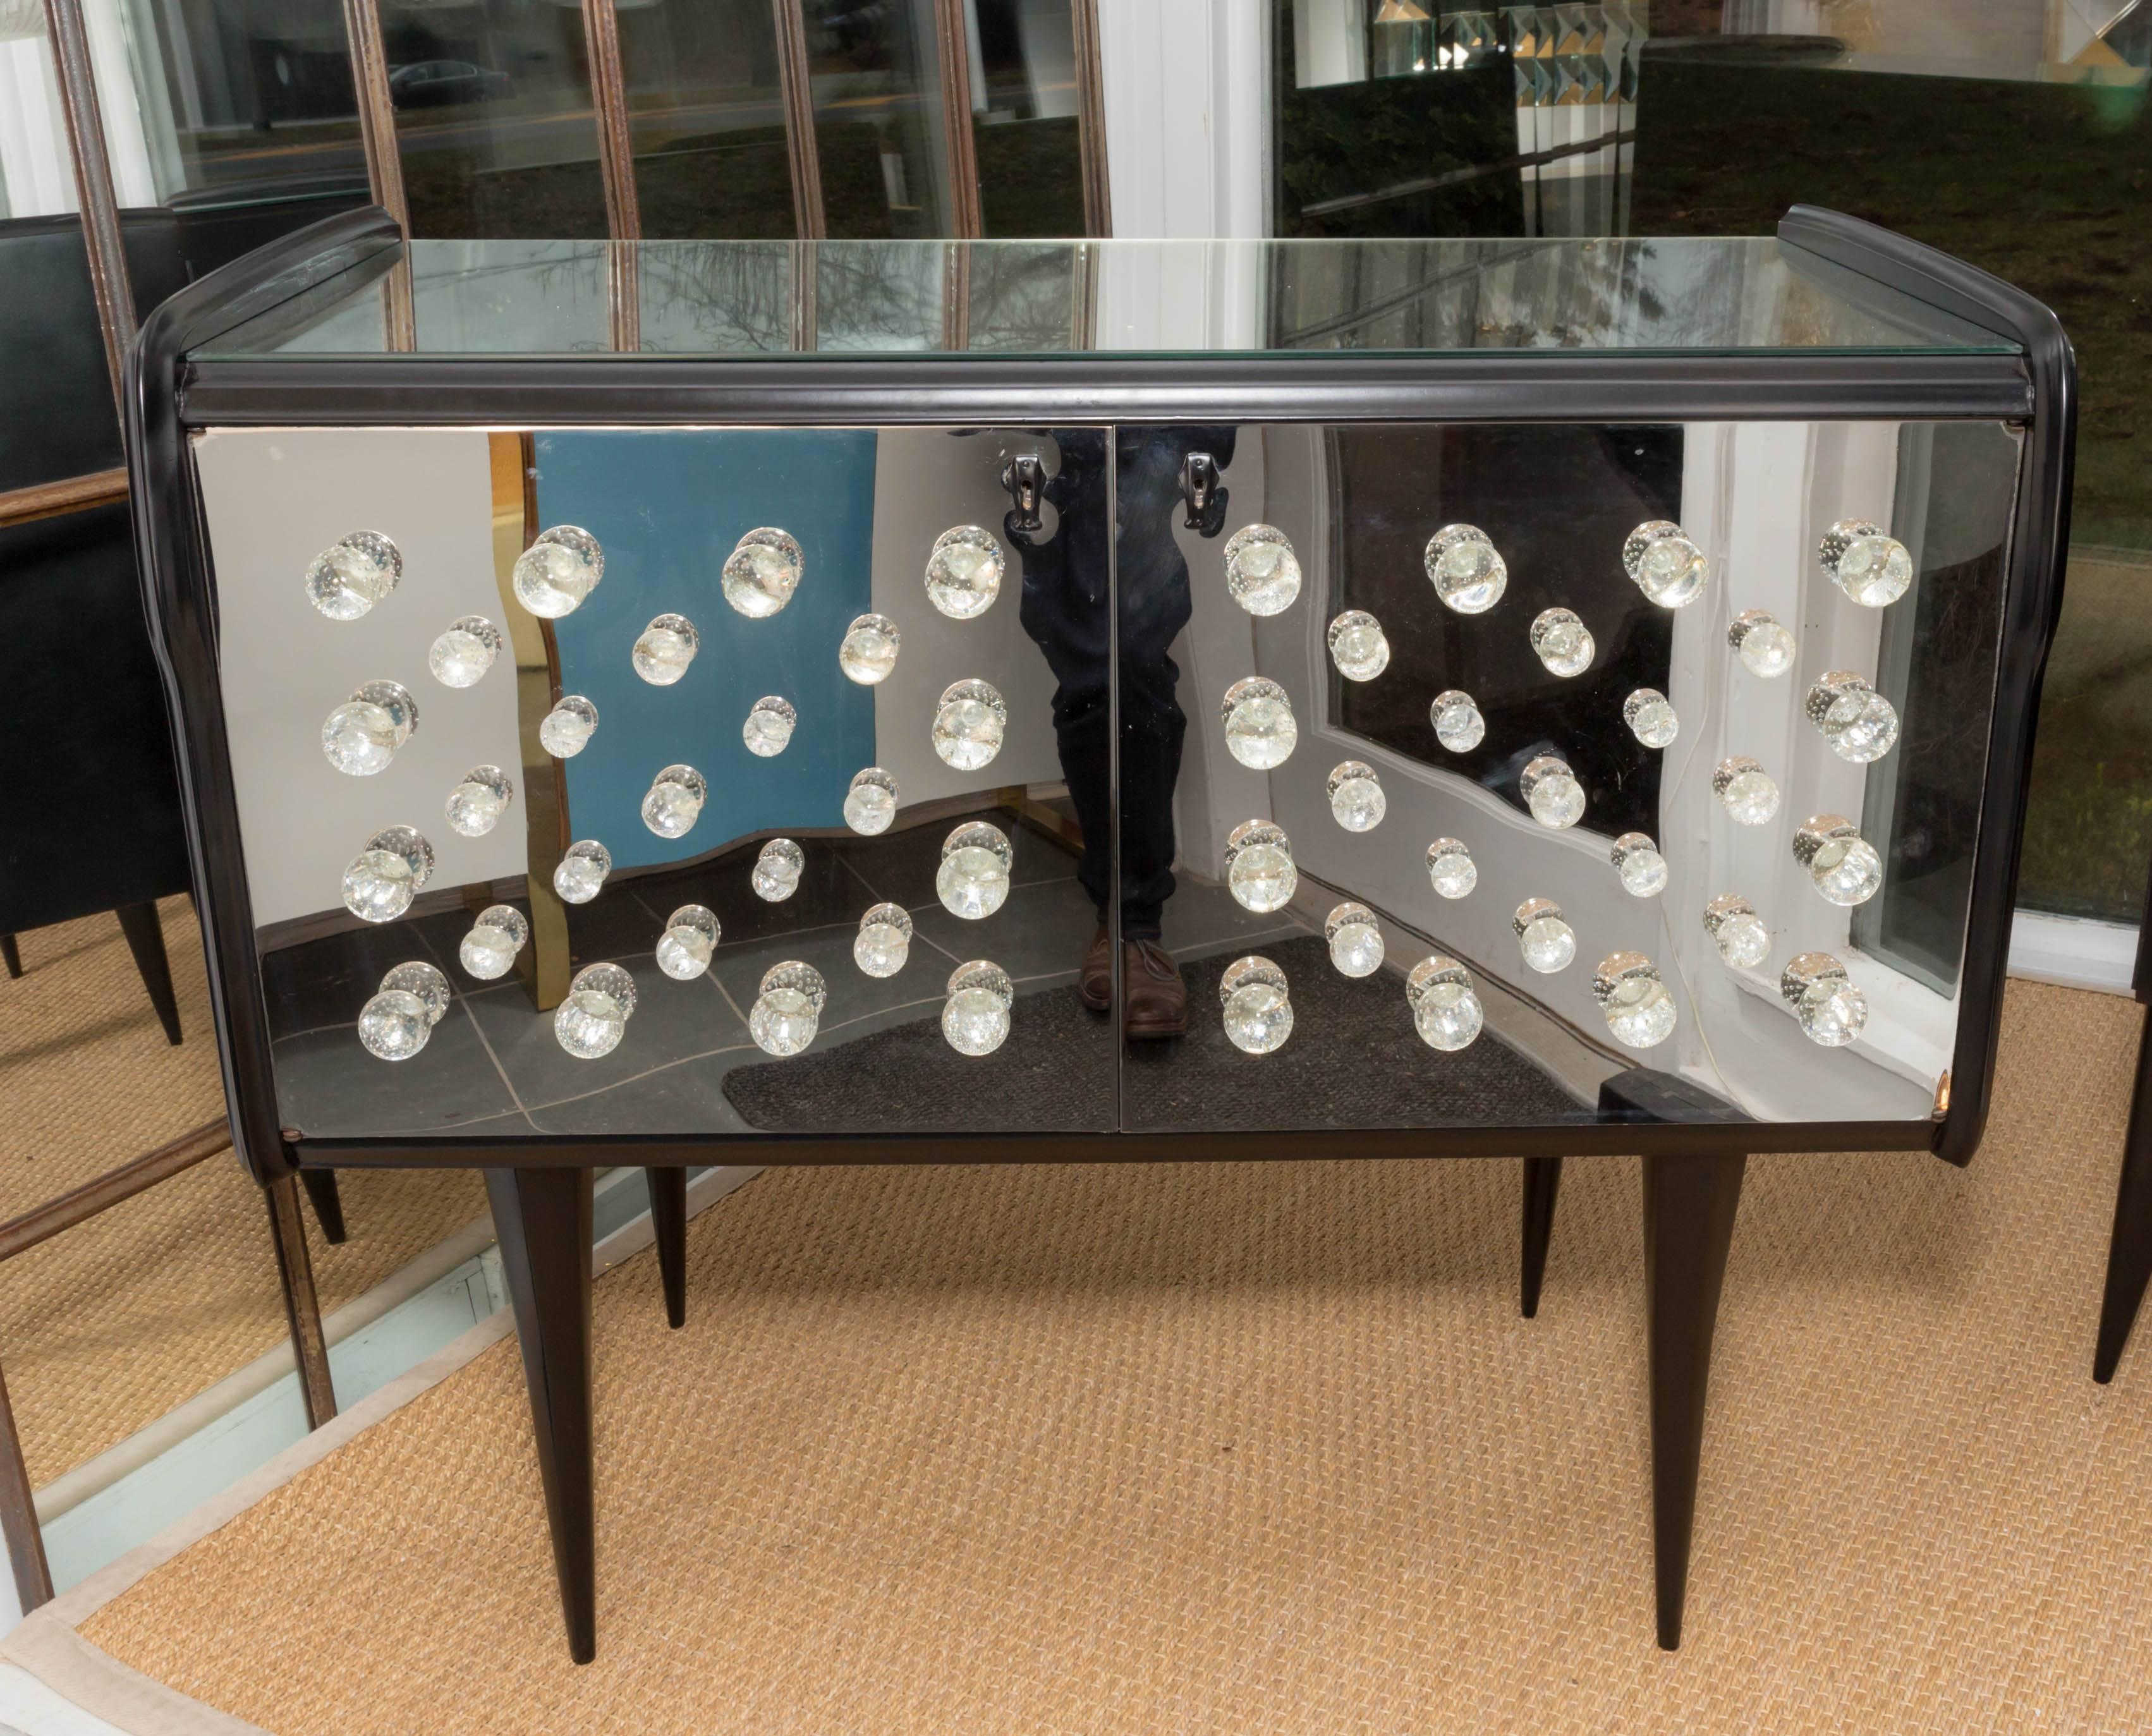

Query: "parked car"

xmin=387 ymin=60 xmax=515 ymax=108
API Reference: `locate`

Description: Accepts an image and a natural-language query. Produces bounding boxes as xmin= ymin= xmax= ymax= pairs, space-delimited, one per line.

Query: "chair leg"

xmin=0 ymin=1351 xmax=52 ymax=1614
xmin=2094 ymin=1017 xmax=2152 ymax=1383
xmin=648 ymin=1167 xmax=688 ymax=1329
xmin=1521 ymin=1155 xmax=1562 ymax=1319
xmin=299 ymin=1169 xmax=350 ymax=1246
xmin=1 ymin=935 xmax=20 ymax=979
xmin=1641 ymin=1148 xmax=1746 ymax=1652
xmin=263 ymin=1175 xmax=337 ymax=1430
xmin=486 ymin=1166 xmax=597 ymax=1664
xmin=114 ymin=901 xmax=181 ymax=1046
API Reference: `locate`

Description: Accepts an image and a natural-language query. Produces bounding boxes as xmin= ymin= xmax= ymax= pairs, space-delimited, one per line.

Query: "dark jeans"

xmin=1014 ymin=427 xmax=1235 ymax=942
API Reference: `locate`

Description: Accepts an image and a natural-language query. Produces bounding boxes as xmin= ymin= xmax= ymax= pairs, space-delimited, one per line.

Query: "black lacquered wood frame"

xmin=129 ymin=202 xmax=2071 ymax=1187
xmin=126 ymin=208 xmax=2073 ymax=1662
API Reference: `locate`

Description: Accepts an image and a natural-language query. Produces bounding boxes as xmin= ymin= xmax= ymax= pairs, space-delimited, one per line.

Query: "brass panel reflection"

xmin=488 ymin=431 xmax=571 ymax=1009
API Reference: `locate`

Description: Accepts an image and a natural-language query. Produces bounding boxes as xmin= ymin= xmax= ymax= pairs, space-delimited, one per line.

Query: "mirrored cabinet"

xmin=131 ymin=207 xmax=2070 ymax=1662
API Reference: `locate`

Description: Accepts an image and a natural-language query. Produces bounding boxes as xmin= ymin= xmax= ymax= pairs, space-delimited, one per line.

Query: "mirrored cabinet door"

xmin=1122 ymin=418 xmax=2021 ymax=1136
xmin=197 ymin=422 xmax=1119 ymax=1141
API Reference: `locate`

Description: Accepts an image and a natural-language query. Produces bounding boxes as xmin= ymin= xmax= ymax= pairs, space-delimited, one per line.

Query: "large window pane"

xmin=967 ymin=0 xmax=1085 ymax=237
xmin=1269 ymin=1 xmax=2152 ymax=923
xmin=384 ymin=0 xmax=605 ymax=238
xmin=621 ymin=0 xmax=796 ymax=240
xmin=801 ymin=0 xmax=954 ymax=238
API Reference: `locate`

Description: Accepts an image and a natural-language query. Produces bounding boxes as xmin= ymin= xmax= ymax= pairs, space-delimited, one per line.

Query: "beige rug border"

xmin=0 ymin=1165 xmax=757 ymax=1735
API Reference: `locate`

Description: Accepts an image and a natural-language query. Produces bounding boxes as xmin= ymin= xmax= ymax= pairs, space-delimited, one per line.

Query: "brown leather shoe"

xmin=1122 ymin=939 xmax=1187 ymax=1040
xmin=1078 ymin=925 xmax=1114 ymax=1011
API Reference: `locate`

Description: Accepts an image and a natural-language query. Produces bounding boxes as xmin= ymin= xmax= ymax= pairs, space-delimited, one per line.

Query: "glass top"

xmin=192 ymin=236 xmax=2018 ymax=363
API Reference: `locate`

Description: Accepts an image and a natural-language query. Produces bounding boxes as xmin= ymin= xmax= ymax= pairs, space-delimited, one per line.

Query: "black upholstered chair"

xmin=0 ymin=213 xmax=196 ymax=1041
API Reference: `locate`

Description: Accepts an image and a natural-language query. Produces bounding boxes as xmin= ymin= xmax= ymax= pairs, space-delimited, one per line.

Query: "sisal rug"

xmin=8 ymin=979 xmax=2151 ymax=1732
xmin=0 ymin=898 xmax=486 ymax=1486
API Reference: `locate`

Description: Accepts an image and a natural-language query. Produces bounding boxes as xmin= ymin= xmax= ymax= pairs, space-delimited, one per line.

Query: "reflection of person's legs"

xmin=1014 ymin=427 xmax=1234 ymax=1035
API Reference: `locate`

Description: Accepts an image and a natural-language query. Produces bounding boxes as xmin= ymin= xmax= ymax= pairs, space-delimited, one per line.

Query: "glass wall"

xmin=621 ymin=0 xmax=797 ymax=240
xmin=799 ymin=0 xmax=955 ymax=238
xmin=968 ymin=0 xmax=1086 ymax=237
xmin=380 ymin=0 xmax=605 ymax=239
xmin=1270 ymin=0 xmax=2152 ymax=925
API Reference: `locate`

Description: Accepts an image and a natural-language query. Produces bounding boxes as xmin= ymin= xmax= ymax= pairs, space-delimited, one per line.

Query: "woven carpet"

xmin=29 ymin=979 xmax=2152 ymax=1732
xmin=0 ymin=898 xmax=486 ymax=1486
xmin=724 ymin=935 xmax=1585 ymax=1131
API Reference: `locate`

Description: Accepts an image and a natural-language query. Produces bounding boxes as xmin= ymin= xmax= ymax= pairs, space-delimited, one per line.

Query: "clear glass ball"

xmin=1531 ymin=607 xmax=1595 ymax=677
xmin=538 ymin=695 xmax=599 ymax=759
xmin=1808 ymin=673 xmax=1900 ymax=764
xmin=1515 ymin=901 xmax=1575 ymax=974
xmin=379 ymin=960 xmax=450 ymax=1025
xmin=925 ymin=526 xmax=1006 ymax=619
xmin=1713 ymin=758 xmax=1780 ymax=826
xmin=753 ymin=839 xmax=805 ymax=903
xmin=839 ymin=613 xmax=901 ymax=684
xmin=1223 ymin=525 xmax=1302 ymax=616
xmin=942 ymin=962 xmax=1013 ymax=1056
xmin=932 ymin=681 xmax=1007 ymax=771
xmin=632 ymin=614 xmax=698 ymax=686
xmin=844 ymin=767 xmax=899 ymax=835
xmin=1325 ymin=902 xmax=1383 ymax=978
xmin=1431 ymin=689 xmax=1485 ymax=753
xmin=444 ymin=765 xmax=513 ymax=838
xmin=937 ymin=823 xmax=1013 ymax=920
xmin=750 ymin=962 xmax=825 ymax=1056
xmin=1407 ymin=958 xmax=1482 ymax=1052
xmin=513 ymin=526 xmax=603 ymax=618
xmin=1426 ymin=837 xmax=1476 ymax=899
xmin=655 ymin=904 xmax=720 ymax=980
xmin=1704 ymin=895 xmax=1771 ymax=970
xmin=1623 ymin=521 xmax=1708 ymax=608
xmin=1624 ymin=688 xmax=1679 ymax=749
xmin=556 ymin=988 xmax=628 ymax=1060
xmin=722 ymin=528 xmax=803 ymax=618
xmin=741 ymin=695 xmax=796 ymax=758
xmin=1824 ymin=521 xmax=1913 ymax=607
xmin=1224 ymin=820 xmax=1297 ymax=914
xmin=554 ymin=840 xmax=611 ymax=904
xmin=854 ymin=903 xmax=913 ymax=978
xmin=641 ymin=766 xmax=707 ymax=839
xmin=1783 ymin=954 xmax=1868 ymax=1046
xmin=459 ymin=905 xmax=529 ymax=980
xmin=1521 ymin=757 xmax=1585 ymax=830
xmin=358 ymin=988 xmax=430 ymax=1060
xmin=1424 ymin=525 xmax=1505 ymax=614
xmin=429 ymin=615 xmax=501 ymax=688
xmin=1729 ymin=610 xmax=1796 ymax=679
xmin=321 ymin=699 xmax=399 ymax=777
xmin=1327 ymin=763 xmax=1385 ymax=832
xmin=1799 ymin=820 xmax=1884 ymax=907
xmin=1612 ymin=832 xmax=1669 ymax=897
xmin=342 ymin=847 xmax=414 ymax=923
xmin=1597 ymin=954 xmax=1677 ymax=1049
xmin=1220 ymin=957 xmax=1293 ymax=1055
xmin=305 ymin=531 xmax=401 ymax=621
xmin=1220 ymin=678 xmax=1297 ymax=770
xmin=1327 ymin=610 xmax=1390 ymax=682
xmin=1413 ymin=982 xmax=1482 ymax=1052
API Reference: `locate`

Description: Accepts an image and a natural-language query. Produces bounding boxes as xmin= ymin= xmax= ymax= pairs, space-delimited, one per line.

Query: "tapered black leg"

xmin=1 ymin=935 xmax=20 ymax=979
xmin=2094 ymin=1021 xmax=2152 ymax=1383
xmin=1520 ymin=1156 xmax=1562 ymax=1319
xmin=299 ymin=1169 xmax=350 ymax=1246
xmin=114 ymin=902 xmax=181 ymax=1046
xmin=485 ymin=1166 xmax=596 ymax=1664
xmin=647 ymin=1167 xmax=688 ymax=1329
xmin=1641 ymin=1149 xmax=1746 ymax=1651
